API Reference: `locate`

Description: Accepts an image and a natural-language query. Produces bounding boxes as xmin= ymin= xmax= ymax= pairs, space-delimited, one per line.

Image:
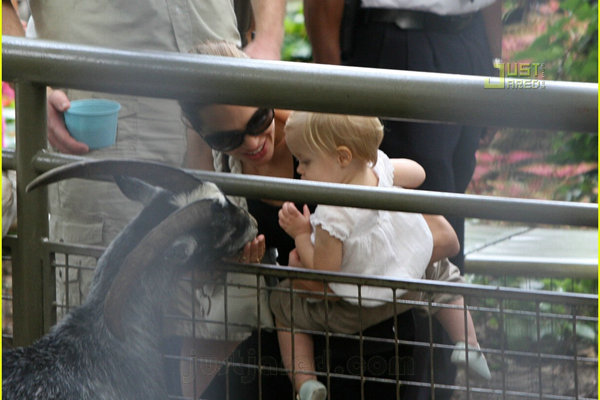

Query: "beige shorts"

xmin=270 ymin=258 xmax=463 ymax=333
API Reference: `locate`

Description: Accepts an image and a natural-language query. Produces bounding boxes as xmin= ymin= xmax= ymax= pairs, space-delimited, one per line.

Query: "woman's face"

xmin=196 ymin=105 xmax=276 ymax=166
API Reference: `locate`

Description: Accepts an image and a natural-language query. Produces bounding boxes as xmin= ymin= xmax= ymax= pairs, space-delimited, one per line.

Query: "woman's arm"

xmin=390 ymin=159 xmax=458 ymax=262
xmin=423 ymin=214 xmax=460 ymax=263
xmin=391 ymin=158 xmax=426 ymax=188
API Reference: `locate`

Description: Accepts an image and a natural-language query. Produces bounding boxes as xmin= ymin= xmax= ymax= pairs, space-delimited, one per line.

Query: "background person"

xmin=18 ymin=0 xmax=284 ymax=313
xmin=5 ymin=1 xmax=284 ymax=396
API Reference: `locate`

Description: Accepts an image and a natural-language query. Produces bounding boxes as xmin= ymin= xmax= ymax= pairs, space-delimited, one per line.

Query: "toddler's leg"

xmin=435 ymin=297 xmax=491 ymax=380
xmin=435 ymin=297 xmax=478 ymax=346
xmin=277 ymin=322 xmax=326 ymax=399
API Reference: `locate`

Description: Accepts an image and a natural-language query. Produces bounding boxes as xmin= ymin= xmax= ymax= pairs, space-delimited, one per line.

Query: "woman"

xmin=177 ymin=41 xmax=460 ymax=400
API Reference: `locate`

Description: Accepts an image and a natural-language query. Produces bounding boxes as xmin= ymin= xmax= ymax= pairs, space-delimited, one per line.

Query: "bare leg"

xmin=180 ymin=337 xmax=241 ymax=399
xmin=436 ymin=297 xmax=492 ymax=380
xmin=277 ymin=323 xmax=318 ymax=392
xmin=435 ymin=297 xmax=478 ymax=346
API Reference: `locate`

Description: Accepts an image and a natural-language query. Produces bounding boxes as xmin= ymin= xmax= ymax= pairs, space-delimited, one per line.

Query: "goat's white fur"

xmin=171 ymin=181 xmax=227 ymax=209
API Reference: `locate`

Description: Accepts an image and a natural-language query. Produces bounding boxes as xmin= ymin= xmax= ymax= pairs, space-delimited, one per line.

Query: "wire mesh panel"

xmin=2 ymin=238 xmax=16 ymax=345
xmin=170 ymin=261 xmax=597 ymax=400
xmin=2 ymin=241 xmax=598 ymax=400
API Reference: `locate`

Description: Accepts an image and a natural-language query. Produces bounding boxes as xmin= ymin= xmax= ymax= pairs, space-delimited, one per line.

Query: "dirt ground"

xmin=451 ymin=345 xmax=597 ymax=400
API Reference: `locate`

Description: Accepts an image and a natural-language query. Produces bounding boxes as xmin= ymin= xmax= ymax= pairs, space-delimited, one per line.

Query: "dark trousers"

xmin=165 ymin=312 xmax=458 ymax=400
xmin=345 ymin=12 xmax=494 ymax=269
xmin=201 ymin=311 xmax=418 ymax=400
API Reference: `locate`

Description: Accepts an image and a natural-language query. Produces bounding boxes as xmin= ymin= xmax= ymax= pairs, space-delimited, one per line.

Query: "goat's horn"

xmin=114 ymin=176 xmax=165 ymax=206
xmin=103 ymin=198 xmax=215 ymax=340
xmin=26 ymin=159 xmax=202 ymax=194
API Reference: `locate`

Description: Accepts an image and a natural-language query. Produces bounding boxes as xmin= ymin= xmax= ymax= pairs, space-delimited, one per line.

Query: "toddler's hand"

xmin=278 ymin=202 xmax=311 ymax=239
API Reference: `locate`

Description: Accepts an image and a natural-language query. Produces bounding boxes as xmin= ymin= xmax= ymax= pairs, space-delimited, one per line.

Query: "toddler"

xmin=270 ymin=112 xmax=490 ymax=400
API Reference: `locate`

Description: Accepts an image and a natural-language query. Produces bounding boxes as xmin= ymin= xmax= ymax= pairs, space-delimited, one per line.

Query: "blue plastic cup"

xmin=64 ymin=99 xmax=121 ymax=149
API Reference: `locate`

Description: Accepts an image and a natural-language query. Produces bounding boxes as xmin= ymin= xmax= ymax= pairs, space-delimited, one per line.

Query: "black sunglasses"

xmin=184 ymin=108 xmax=274 ymax=152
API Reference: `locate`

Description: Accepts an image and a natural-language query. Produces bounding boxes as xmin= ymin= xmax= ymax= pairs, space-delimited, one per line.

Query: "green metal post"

xmin=12 ymin=82 xmax=49 ymax=346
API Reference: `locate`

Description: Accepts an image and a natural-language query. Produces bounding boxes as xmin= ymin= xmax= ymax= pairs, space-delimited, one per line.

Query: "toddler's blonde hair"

xmin=190 ymin=40 xmax=248 ymax=59
xmin=285 ymin=112 xmax=384 ymax=164
xmin=180 ymin=41 xmax=248 ymax=117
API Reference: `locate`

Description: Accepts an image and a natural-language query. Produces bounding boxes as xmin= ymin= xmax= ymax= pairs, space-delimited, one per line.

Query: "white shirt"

xmin=310 ymin=151 xmax=433 ymax=306
xmin=361 ymin=0 xmax=496 ymax=16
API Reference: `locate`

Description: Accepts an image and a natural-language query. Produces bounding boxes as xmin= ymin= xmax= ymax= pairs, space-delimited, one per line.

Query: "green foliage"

xmin=468 ymin=274 xmax=597 ymax=353
xmin=541 ymin=276 xmax=598 ymax=294
xmin=512 ymin=0 xmax=597 ymax=202
xmin=281 ymin=3 xmax=312 ymax=62
xmin=549 ymin=130 xmax=597 ymax=202
xmin=514 ymin=0 xmax=597 ymax=82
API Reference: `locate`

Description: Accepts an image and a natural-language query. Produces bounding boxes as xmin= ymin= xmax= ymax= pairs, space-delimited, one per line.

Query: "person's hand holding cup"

xmin=48 ymin=90 xmax=120 ymax=153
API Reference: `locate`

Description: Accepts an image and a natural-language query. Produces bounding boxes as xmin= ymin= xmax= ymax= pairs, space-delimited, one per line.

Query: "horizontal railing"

xmin=3 ymin=36 xmax=598 ymax=132
xmin=2 ymin=148 xmax=597 ymax=227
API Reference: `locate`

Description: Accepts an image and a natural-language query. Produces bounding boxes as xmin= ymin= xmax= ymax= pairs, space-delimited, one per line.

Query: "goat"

xmin=3 ymin=159 xmax=257 ymax=400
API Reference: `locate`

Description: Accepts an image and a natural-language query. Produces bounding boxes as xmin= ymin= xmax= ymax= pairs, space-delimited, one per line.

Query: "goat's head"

xmin=26 ymin=159 xmax=257 ymax=339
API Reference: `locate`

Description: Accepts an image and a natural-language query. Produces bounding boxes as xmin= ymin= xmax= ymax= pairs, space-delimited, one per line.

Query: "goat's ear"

xmin=114 ymin=176 xmax=165 ymax=206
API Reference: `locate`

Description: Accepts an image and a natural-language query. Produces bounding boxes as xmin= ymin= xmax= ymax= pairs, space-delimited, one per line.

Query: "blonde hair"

xmin=285 ymin=112 xmax=384 ymax=164
xmin=190 ymin=40 xmax=248 ymax=59
xmin=180 ymin=41 xmax=248 ymax=112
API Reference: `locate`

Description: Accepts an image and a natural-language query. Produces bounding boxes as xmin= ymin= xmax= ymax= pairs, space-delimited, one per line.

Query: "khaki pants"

xmin=270 ymin=259 xmax=463 ymax=333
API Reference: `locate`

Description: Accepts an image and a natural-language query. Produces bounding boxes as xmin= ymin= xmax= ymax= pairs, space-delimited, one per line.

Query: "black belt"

xmin=358 ymin=8 xmax=476 ymax=32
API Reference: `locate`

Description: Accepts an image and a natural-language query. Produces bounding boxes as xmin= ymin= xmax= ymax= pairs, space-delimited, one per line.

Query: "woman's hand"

xmin=237 ymin=234 xmax=266 ymax=264
xmin=47 ymin=90 xmax=89 ymax=154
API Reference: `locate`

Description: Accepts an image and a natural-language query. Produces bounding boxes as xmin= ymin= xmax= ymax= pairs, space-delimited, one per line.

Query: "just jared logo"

xmin=484 ymin=61 xmax=546 ymax=89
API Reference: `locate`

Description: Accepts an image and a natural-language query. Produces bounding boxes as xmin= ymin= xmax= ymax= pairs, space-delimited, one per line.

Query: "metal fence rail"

xmin=1 ymin=148 xmax=597 ymax=228
xmin=2 ymin=36 xmax=598 ymax=132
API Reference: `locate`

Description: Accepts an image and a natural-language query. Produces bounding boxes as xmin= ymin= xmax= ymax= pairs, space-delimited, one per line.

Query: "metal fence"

xmin=3 ymin=240 xmax=595 ymax=400
xmin=2 ymin=36 xmax=597 ymax=399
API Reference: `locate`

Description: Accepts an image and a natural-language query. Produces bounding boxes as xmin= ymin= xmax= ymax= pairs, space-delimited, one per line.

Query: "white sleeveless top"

xmin=310 ymin=151 xmax=432 ymax=306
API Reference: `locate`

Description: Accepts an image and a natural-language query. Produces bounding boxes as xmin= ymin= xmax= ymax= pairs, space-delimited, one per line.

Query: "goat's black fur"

xmin=3 ymin=161 xmax=257 ymax=400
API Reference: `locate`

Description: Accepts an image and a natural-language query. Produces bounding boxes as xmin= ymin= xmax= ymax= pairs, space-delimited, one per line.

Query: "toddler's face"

xmin=285 ymin=127 xmax=342 ymax=184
